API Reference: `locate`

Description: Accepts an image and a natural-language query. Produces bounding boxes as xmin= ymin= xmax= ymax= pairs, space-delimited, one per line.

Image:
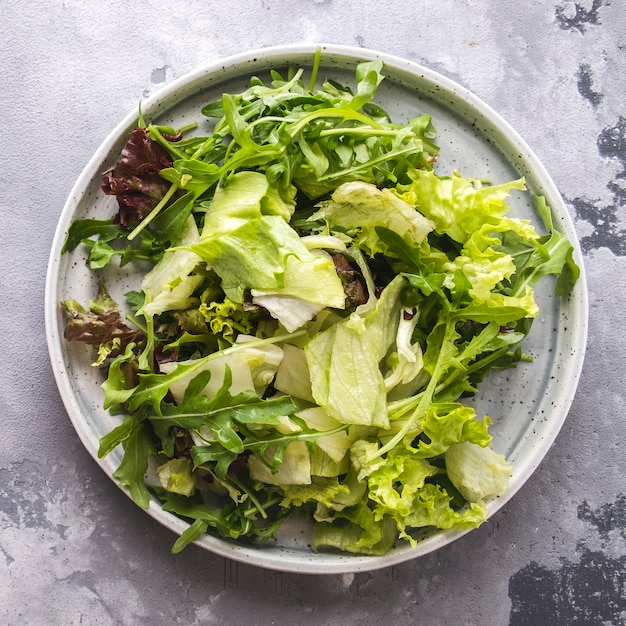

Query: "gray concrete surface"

xmin=2 ymin=0 xmax=625 ymax=624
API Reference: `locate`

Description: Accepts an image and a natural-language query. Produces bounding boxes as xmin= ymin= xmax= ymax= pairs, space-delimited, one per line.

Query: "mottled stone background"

xmin=2 ymin=1 xmax=625 ymax=624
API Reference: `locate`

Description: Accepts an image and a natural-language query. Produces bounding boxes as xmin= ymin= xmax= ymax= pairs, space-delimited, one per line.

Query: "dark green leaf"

xmin=149 ymin=193 xmax=197 ymax=245
xmin=62 ymin=219 xmax=120 ymax=253
xmin=190 ymin=445 xmax=239 ymax=477
xmin=112 ymin=422 xmax=156 ymax=508
xmin=98 ymin=413 xmax=142 ymax=458
xmin=172 ymin=519 xmax=209 ymax=553
xmin=101 ymin=343 xmax=139 ymax=409
xmin=509 ymin=195 xmax=581 ymax=298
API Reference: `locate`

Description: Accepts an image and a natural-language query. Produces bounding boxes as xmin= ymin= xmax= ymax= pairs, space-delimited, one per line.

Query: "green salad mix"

xmin=61 ymin=52 xmax=579 ymax=556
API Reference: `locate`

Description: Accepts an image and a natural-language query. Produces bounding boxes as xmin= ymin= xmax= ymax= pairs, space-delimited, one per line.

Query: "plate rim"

xmin=45 ymin=42 xmax=589 ymax=574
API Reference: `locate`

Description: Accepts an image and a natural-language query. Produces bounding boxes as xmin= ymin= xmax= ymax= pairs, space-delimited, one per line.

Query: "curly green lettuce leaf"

xmin=398 ymin=484 xmax=488 ymax=540
xmin=198 ymin=295 xmax=255 ymax=344
xmin=279 ymin=476 xmax=352 ymax=509
xmin=311 ymin=502 xmax=398 ymax=556
xmin=396 ymin=169 xmax=526 ymax=244
xmin=351 ymin=441 xmax=490 ymax=549
xmin=310 ymin=180 xmax=435 ymax=256
xmin=444 ymin=219 xmax=536 ymax=304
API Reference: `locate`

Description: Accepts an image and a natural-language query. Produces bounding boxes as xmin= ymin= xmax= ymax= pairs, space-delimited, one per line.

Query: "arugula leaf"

xmin=98 ymin=412 xmax=143 ymax=458
xmin=510 ymin=195 xmax=581 ymax=297
xmin=190 ymin=402 xmax=341 ymax=479
xmin=111 ymin=420 xmax=156 ymax=508
xmin=158 ymin=486 xmax=290 ymax=551
xmin=157 ymin=387 xmax=299 ymax=453
xmin=62 ymin=219 xmax=120 ymax=253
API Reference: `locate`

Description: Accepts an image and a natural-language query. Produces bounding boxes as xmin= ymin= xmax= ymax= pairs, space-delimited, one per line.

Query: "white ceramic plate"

xmin=45 ymin=44 xmax=588 ymax=574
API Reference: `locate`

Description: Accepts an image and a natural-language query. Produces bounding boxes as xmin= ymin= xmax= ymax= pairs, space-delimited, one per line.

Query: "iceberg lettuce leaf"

xmin=305 ymin=275 xmax=406 ymax=428
xmin=189 ymin=172 xmax=345 ymax=327
xmin=445 ymin=441 xmax=512 ymax=502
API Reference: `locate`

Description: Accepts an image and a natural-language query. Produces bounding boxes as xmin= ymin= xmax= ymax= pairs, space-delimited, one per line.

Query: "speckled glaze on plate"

xmin=45 ymin=44 xmax=588 ymax=574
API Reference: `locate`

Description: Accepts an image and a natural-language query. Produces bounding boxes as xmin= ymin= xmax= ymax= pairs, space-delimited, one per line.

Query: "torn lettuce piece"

xmin=305 ymin=275 xmax=406 ymax=428
xmin=309 ymin=447 xmax=349 ymax=478
xmin=201 ymin=170 xmax=296 ymax=237
xmin=159 ymin=335 xmax=283 ymax=408
xmin=141 ymin=214 xmax=201 ymax=316
xmin=383 ymin=307 xmax=425 ymax=393
xmin=157 ymin=458 xmax=196 ymax=497
xmin=188 ymin=171 xmax=345 ymax=329
xmin=297 ymin=406 xmax=359 ymax=465
xmin=233 ymin=334 xmax=284 ymax=394
xmin=160 ymin=351 xmax=258 ymax=402
xmin=445 ymin=441 xmax=512 ymax=502
xmin=159 ymin=334 xmax=286 ymax=405
xmin=193 ymin=214 xmax=304 ymax=301
xmin=248 ymin=440 xmax=312 ymax=486
xmin=143 ymin=275 xmax=203 ymax=317
xmin=250 ymin=249 xmax=345 ymax=332
xmin=350 ymin=439 xmax=387 ymax=482
xmin=274 ymin=344 xmax=316 ymax=403
xmin=252 ymin=295 xmax=322 ymax=334
xmin=310 ymin=180 xmax=435 ymax=256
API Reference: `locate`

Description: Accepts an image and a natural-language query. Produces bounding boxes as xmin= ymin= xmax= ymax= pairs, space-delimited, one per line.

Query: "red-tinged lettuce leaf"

xmin=63 ymin=306 xmax=141 ymax=346
xmin=62 ymin=299 xmax=143 ymax=349
xmin=102 ymin=128 xmax=178 ymax=228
